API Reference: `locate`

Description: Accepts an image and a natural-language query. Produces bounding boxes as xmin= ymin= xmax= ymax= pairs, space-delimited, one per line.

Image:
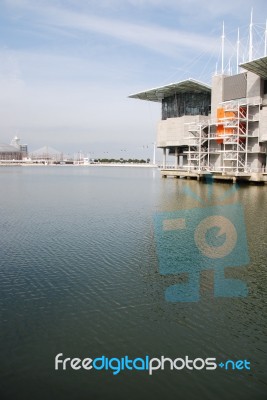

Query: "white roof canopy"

xmin=240 ymin=56 xmax=267 ymax=79
xmin=128 ymin=79 xmax=211 ymax=102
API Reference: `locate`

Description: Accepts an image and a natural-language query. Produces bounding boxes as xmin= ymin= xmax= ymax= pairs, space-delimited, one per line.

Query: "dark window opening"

xmin=161 ymin=92 xmax=211 ymax=120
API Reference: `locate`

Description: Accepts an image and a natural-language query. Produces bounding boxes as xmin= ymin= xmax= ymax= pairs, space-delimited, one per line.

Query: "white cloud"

xmin=3 ymin=0 xmax=221 ymax=57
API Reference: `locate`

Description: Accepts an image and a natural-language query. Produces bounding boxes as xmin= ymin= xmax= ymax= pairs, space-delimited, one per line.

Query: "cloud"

xmin=3 ymin=0 xmax=220 ymax=57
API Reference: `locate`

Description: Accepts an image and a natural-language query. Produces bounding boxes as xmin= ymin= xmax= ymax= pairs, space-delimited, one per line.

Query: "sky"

xmin=0 ymin=0 xmax=266 ymax=159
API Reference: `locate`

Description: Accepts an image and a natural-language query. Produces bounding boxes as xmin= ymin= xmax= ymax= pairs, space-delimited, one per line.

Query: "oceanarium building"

xmin=129 ymin=56 xmax=267 ymax=182
xmin=0 ymin=137 xmax=28 ymax=161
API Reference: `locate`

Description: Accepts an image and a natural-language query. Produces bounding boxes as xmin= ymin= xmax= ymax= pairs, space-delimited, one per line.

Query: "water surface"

xmin=0 ymin=166 xmax=266 ymax=400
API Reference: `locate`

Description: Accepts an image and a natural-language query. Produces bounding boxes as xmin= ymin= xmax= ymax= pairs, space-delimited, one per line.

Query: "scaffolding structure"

xmin=184 ymin=122 xmax=209 ymax=171
xmin=184 ymin=97 xmax=263 ymax=174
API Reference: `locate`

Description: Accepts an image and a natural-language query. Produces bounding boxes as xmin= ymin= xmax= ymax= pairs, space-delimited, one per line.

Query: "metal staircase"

xmin=184 ymin=122 xmax=208 ymax=171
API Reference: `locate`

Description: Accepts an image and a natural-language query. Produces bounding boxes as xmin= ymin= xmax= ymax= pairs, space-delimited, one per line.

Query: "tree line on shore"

xmin=93 ymin=158 xmax=151 ymax=164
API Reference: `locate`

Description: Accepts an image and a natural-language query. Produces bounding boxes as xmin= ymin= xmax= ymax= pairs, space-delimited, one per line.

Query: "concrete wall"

xmin=157 ymin=115 xmax=208 ymax=147
xmin=247 ymin=71 xmax=261 ymax=99
xmin=248 ymin=137 xmax=260 ymax=152
xmin=259 ymin=106 xmax=267 ymax=142
xmin=247 ymin=154 xmax=261 ymax=171
xmin=223 ymin=73 xmax=247 ymax=101
xmin=211 ymin=74 xmax=225 ymax=119
xmin=210 ymin=154 xmax=221 ymax=169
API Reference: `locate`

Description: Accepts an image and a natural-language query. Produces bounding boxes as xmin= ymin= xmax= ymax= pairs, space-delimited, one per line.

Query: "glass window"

xmin=161 ymin=92 xmax=211 ymax=120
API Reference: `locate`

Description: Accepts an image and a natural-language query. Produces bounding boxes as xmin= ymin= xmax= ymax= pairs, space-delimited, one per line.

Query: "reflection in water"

xmin=0 ymin=167 xmax=266 ymax=400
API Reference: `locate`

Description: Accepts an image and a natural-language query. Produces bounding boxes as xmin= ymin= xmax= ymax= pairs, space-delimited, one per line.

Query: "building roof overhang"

xmin=240 ymin=56 xmax=267 ymax=79
xmin=128 ymin=79 xmax=211 ymax=102
xmin=0 ymin=143 xmax=21 ymax=153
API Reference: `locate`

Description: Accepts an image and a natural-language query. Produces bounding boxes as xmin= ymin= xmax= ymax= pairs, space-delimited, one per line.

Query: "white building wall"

xmin=157 ymin=115 xmax=209 ymax=147
xmin=259 ymin=106 xmax=267 ymax=142
xmin=211 ymin=74 xmax=224 ymax=119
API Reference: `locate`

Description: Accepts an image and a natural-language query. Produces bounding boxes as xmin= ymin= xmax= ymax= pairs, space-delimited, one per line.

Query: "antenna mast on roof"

xmin=236 ymin=28 xmax=240 ymax=74
xmin=221 ymin=21 xmax=225 ymax=73
xmin=265 ymin=19 xmax=267 ymax=56
xmin=249 ymin=8 xmax=253 ymax=61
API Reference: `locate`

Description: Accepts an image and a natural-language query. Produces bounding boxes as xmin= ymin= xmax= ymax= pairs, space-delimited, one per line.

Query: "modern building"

xmin=30 ymin=146 xmax=63 ymax=162
xmin=0 ymin=142 xmax=24 ymax=161
xmin=10 ymin=136 xmax=28 ymax=158
xmin=0 ymin=136 xmax=28 ymax=161
xmin=129 ymin=56 xmax=267 ymax=183
xmin=0 ymin=136 xmax=28 ymax=162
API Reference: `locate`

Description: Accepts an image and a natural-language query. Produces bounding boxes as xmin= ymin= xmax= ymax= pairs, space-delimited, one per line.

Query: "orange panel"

xmin=217 ymin=108 xmax=224 ymax=120
xmin=216 ymin=108 xmax=235 ymax=144
xmin=225 ymin=111 xmax=235 ymax=119
xmin=216 ymin=108 xmax=224 ymax=144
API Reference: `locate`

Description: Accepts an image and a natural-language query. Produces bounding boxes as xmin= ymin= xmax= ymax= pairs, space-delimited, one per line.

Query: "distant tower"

xmin=153 ymin=142 xmax=156 ymax=165
xmin=10 ymin=135 xmax=28 ymax=156
xmin=10 ymin=136 xmax=20 ymax=148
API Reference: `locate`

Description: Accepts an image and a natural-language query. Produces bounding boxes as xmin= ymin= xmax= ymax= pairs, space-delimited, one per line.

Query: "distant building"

xmin=0 ymin=143 xmax=23 ymax=160
xmin=0 ymin=136 xmax=28 ymax=161
xmin=10 ymin=136 xmax=28 ymax=158
xmin=30 ymin=146 xmax=63 ymax=162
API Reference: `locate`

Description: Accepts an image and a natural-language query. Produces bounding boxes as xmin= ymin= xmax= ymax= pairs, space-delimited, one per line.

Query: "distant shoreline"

xmin=0 ymin=162 xmax=158 ymax=168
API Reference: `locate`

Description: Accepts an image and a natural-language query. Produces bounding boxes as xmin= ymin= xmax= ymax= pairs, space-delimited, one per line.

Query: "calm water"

xmin=0 ymin=166 xmax=266 ymax=400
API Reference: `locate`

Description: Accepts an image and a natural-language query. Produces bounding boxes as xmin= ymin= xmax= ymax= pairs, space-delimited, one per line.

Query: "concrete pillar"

xmin=163 ymin=148 xmax=166 ymax=169
xmin=175 ymin=147 xmax=178 ymax=169
xmin=211 ymin=74 xmax=224 ymax=120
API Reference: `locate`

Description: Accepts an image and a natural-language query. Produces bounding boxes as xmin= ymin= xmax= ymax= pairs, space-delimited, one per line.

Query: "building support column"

xmin=175 ymin=147 xmax=178 ymax=169
xmin=163 ymin=148 xmax=166 ymax=169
